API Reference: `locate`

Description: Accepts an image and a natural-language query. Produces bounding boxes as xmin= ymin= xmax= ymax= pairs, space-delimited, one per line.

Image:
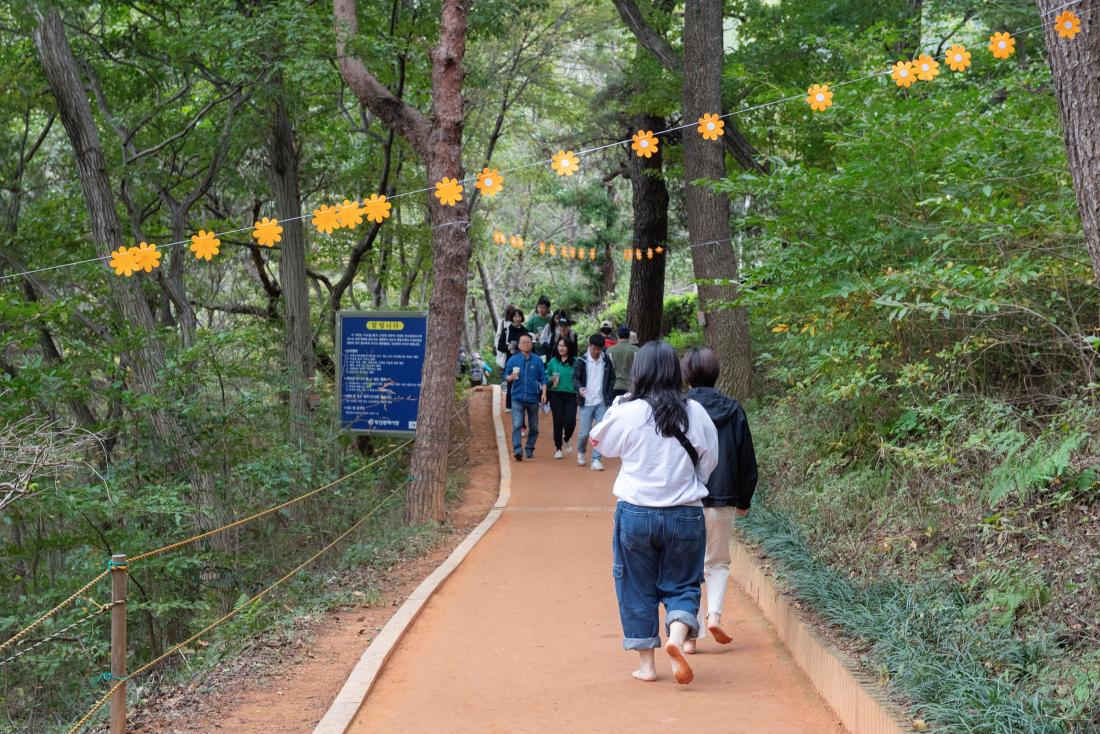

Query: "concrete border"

xmin=731 ymin=540 xmax=911 ymax=734
xmin=314 ymin=386 xmax=511 ymax=734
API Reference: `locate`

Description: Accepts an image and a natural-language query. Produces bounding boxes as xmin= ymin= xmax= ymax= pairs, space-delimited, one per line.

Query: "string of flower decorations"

xmin=0 ymin=0 xmax=1089 ymax=284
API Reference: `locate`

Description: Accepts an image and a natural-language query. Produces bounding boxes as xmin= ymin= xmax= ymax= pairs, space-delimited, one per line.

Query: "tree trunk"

xmin=1038 ymin=0 xmax=1100 ymax=283
xmin=625 ymin=112 xmax=668 ymax=345
xmin=267 ymin=87 xmax=315 ymax=448
xmin=682 ymin=0 xmax=753 ymax=398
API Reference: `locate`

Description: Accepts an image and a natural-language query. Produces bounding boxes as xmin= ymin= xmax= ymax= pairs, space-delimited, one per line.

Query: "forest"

xmin=1 ymin=0 xmax=1099 ymax=732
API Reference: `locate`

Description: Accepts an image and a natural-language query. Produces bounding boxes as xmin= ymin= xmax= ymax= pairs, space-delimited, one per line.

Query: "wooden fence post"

xmin=109 ymin=553 xmax=127 ymax=734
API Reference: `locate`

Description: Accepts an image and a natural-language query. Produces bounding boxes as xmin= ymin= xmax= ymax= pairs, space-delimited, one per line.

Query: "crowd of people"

xmin=488 ymin=295 xmax=759 ymax=686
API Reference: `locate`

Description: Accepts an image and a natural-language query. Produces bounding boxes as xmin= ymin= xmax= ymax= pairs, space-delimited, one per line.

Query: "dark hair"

xmin=680 ymin=347 xmax=720 ymax=388
xmin=617 ymin=325 xmax=630 ymax=339
xmin=518 ymin=332 xmax=533 ymax=342
xmin=554 ymin=336 xmax=576 ymax=363
xmin=503 ymin=304 xmax=519 ymax=322
xmin=537 ymin=295 xmax=551 ymax=307
xmin=588 ymin=333 xmax=606 ymax=349
xmin=627 ymin=341 xmax=688 ymax=438
xmin=554 ymin=309 xmax=571 ymax=326
xmin=511 ymin=308 xmax=525 ymax=322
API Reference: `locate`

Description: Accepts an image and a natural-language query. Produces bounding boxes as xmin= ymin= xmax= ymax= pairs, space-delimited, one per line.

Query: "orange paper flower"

xmin=493 ymin=230 xmax=506 ymax=245
xmin=551 ymin=150 xmax=579 ymax=176
xmin=336 ymin=199 xmax=366 ymax=229
xmin=510 ymin=235 xmax=524 ymax=249
xmin=631 ymin=130 xmax=659 ymax=158
xmin=190 ymin=230 xmax=220 ymax=261
xmin=312 ymin=204 xmax=340 ymax=234
xmin=539 ymin=241 xmax=546 ymax=254
xmin=109 ymin=246 xmax=138 ymax=277
xmin=647 ymin=248 xmax=654 ymax=260
xmin=634 ymin=248 xmax=642 ymax=260
xmin=434 ymin=178 xmax=463 ymax=207
xmin=363 ymin=194 xmax=392 ymax=224
xmin=945 ymin=45 xmax=971 ymax=72
xmin=914 ymin=54 xmax=939 ymax=81
xmin=549 ymin=244 xmax=557 ymax=256
xmin=623 ymin=248 xmax=632 ymax=261
xmin=989 ymin=32 xmax=1015 ymax=59
xmin=697 ymin=113 xmax=724 ymax=140
xmin=1056 ymin=10 xmax=1081 ymax=40
xmin=475 ymin=168 xmax=504 ymax=197
xmin=891 ymin=61 xmax=916 ymax=88
xmin=588 ymin=247 xmax=596 ymax=260
xmin=132 ymin=242 xmax=160 ymax=273
xmin=806 ymin=83 xmax=833 ymax=112
xmin=253 ymin=217 xmax=282 ymax=247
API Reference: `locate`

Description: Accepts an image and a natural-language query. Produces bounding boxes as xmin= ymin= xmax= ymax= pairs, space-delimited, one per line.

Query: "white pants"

xmin=696 ymin=506 xmax=736 ymax=639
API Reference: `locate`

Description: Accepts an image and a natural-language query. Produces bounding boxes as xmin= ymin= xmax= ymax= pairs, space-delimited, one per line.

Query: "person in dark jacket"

xmin=497 ymin=307 xmax=529 ymax=412
xmin=679 ymin=346 xmax=758 ymax=652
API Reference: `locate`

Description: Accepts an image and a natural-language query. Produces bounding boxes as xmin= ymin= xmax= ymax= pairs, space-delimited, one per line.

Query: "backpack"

xmin=469 ymin=360 xmax=485 ymax=386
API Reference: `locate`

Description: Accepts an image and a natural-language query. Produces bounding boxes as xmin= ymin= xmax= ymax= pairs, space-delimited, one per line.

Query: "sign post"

xmin=336 ymin=311 xmax=427 ymax=438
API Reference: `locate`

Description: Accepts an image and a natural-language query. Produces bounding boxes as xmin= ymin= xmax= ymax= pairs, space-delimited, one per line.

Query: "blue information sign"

xmin=336 ymin=311 xmax=427 ymax=436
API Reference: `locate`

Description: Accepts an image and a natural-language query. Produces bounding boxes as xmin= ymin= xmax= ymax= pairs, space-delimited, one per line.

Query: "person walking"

xmin=497 ymin=307 xmax=529 ymax=412
xmin=600 ymin=319 xmax=618 ymax=347
xmin=589 ymin=341 xmax=719 ymax=685
xmin=545 ymin=337 xmax=578 ymax=459
xmin=574 ymin=334 xmax=616 ymax=471
xmin=504 ymin=334 xmax=547 ymax=461
xmin=606 ymin=325 xmax=639 ymax=399
xmin=527 ymin=295 xmax=553 ymax=355
xmin=680 ymin=347 xmax=758 ymax=653
xmin=551 ymin=311 xmax=578 ymax=356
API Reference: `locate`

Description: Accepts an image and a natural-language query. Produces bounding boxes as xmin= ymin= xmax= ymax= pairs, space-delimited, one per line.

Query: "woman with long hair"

xmin=589 ymin=341 xmax=719 ymax=685
xmin=496 ymin=306 xmax=528 ymax=412
xmin=545 ymin=336 xmax=578 ymax=458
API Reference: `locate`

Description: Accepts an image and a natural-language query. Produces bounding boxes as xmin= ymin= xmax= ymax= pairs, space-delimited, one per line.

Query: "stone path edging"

xmin=731 ymin=540 xmax=912 ymax=734
xmin=313 ymin=386 xmax=511 ymax=734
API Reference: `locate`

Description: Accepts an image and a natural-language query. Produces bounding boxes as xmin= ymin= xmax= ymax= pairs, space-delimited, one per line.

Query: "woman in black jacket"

xmin=680 ymin=347 xmax=758 ymax=652
xmin=496 ymin=307 xmax=529 ymax=411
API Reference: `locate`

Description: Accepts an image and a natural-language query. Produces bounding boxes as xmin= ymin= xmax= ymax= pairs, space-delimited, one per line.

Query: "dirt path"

xmin=346 ymin=406 xmax=848 ymax=734
xmin=130 ymin=388 xmax=499 ymax=733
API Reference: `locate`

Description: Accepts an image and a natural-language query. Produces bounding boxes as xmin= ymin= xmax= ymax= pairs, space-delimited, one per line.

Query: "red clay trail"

xmin=346 ymin=406 xmax=847 ymax=734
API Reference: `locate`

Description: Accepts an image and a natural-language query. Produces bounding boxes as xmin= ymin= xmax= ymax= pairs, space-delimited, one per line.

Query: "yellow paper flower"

xmin=434 ymin=178 xmax=463 ymax=207
xmin=631 ymin=130 xmax=659 ymax=158
xmin=945 ymin=45 xmax=971 ymax=72
xmin=493 ymin=230 xmax=506 ymax=245
xmin=549 ymin=244 xmax=557 ymax=256
xmin=190 ymin=230 xmax=220 ymax=261
xmin=109 ymin=246 xmax=138 ymax=277
xmin=891 ymin=61 xmax=916 ymax=88
xmin=1056 ymin=11 xmax=1081 ymax=40
xmin=805 ymin=83 xmax=833 ymax=112
xmin=475 ymin=168 xmax=504 ymax=197
xmin=551 ymin=150 xmax=579 ymax=176
xmin=312 ymin=204 xmax=340 ymax=235
xmin=363 ymin=194 xmax=391 ymax=224
xmin=132 ymin=242 xmax=160 ymax=273
xmin=539 ymin=241 xmax=546 ymax=254
xmin=253 ymin=217 xmax=282 ymax=247
xmin=989 ymin=32 xmax=1015 ymax=59
xmin=697 ymin=113 xmax=724 ymax=141
xmin=914 ymin=54 xmax=939 ymax=81
xmin=336 ymin=199 xmax=366 ymax=229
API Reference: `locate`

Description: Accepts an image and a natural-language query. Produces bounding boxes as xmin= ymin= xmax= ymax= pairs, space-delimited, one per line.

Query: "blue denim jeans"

xmin=577 ymin=402 xmax=607 ymax=460
xmin=511 ymin=400 xmax=539 ymax=454
xmin=612 ymin=501 xmax=705 ymax=650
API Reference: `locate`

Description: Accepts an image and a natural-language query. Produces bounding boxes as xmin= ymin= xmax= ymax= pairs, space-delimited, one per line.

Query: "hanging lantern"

xmin=635 ymin=248 xmax=642 ymax=260
xmin=655 ymin=245 xmax=664 ymax=254
xmin=647 ymin=248 xmax=654 ymax=259
xmin=589 ymin=247 xmax=596 ymax=260
xmin=539 ymin=241 xmax=546 ymax=254
xmin=550 ymin=243 xmax=557 ymax=256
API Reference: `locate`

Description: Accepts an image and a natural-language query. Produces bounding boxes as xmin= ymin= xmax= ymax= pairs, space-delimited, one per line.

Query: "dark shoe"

xmin=526 ymin=451 xmax=534 ymax=459
xmin=514 ymin=451 xmax=523 ymax=461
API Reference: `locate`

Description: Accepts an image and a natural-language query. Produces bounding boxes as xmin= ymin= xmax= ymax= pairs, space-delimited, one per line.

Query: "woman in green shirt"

xmin=546 ymin=336 xmax=578 ymax=459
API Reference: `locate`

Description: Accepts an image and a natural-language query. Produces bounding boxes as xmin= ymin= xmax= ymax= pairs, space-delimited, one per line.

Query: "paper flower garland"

xmin=475 ymin=168 xmax=504 ymax=197
xmin=806 ymin=84 xmax=833 ymax=112
xmin=190 ymin=230 xmax=220 ymax=261
xmin=631 ymin=130 xmax=659 ymax=158
xmin=891 ymin=61 xmax=916 ymax=88
xmin=697 ymin=113 xmax=724 ymax=140
xmin=551 ymin=150 xmax=579 ymax=176
xmin=363 ymin=194 xmax=391 ymax=223
xmin=110 ymin=246 xmax=137 ymax=277
xmin=312 ymin=204 xmax=340 ymax=234
xmin=509 ymin=235 xmax=524 ymax=249
xmin=549 ymin=244 xmax=557 ymax=256
xmin=1056 ymin=11 xmax=1081 ymax=40
xmin=253 ymin=217 xmax=282 ymax=247
xmin=914 ymin=54 xmax=939 ymax=81
xmin=945 ymin=45 xmax=971 ymax=72
xmin=434 ymin=178 xmax=463 ymax=207
xmin=989 ymin=32 xmax=1015 ymax=59
xmin=132 ymin=242 xmax=160 ymax=273
xmin=336 ymin=199 xmax=365 ymax=229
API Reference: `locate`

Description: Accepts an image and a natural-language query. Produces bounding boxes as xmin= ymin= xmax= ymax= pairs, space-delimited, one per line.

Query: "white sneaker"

xmin=591 ymin=459 xmax=604 ymax=472
xmin=577 ymin=453 xmax=586 ymax=466
xmin=554 ymin=450 xmax=563 ymax=459
xmin=564 ymin=443 xmax=572 ymax=454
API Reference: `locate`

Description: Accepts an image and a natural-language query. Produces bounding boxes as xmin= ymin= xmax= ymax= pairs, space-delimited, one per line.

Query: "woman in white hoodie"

xmin=589 ymin=341 xmax=718 ymax=685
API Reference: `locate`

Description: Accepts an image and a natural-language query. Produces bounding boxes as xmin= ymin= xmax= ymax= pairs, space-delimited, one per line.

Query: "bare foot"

xmin=664 ymin=641 xmax=695 ymax=685
xmin=708 ymin=622 xmax=733 ymax=645
xmin=683 ymin=639 xmax=696 ymax=655
xmin=632 ymin=668 xmax=657 ymax=682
